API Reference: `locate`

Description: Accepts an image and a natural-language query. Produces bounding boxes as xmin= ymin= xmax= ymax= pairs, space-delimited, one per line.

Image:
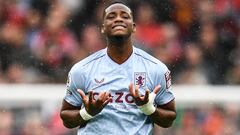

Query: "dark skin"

xmin=101 ymin=3 xmax=136 ymax=64
xmin=60 ymin=3 xmax=176 ymax=129
xmin=129 ymin=83 xmax=176 ymax=128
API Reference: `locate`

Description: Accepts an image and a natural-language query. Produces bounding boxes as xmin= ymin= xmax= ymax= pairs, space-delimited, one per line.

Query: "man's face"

xmin=102 ymin=3 xmax=136 ymax=38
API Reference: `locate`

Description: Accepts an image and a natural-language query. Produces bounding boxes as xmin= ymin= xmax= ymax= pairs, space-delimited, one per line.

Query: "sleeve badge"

xmin=164 ymin=70 xmax=171 ymax=89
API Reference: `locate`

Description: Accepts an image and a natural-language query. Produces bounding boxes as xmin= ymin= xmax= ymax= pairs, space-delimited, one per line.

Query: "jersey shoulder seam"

xmin=82 ymin=53 xmax=106 ymax=67
xmin=134 ymin=52 xmax=158 ymax=65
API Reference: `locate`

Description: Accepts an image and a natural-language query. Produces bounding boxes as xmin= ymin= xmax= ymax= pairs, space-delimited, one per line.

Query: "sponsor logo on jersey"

xmin=134 ymin=72 xmax=146 ymax=87
xmin=92 ymin=91 xmax=134 ymax=104
xmin=94 ymin=78 xmax=105 ymax=84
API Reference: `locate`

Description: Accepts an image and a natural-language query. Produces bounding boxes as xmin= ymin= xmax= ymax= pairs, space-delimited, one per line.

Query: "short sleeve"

xmin=154 ymin=64 xmax=175 ymax=105
xmin=64 ymin=66 xmax=85 ymax=107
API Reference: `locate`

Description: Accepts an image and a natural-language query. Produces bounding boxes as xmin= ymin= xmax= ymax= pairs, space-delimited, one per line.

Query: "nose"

xmin=114 ymin=15 xmax=124 ymax=22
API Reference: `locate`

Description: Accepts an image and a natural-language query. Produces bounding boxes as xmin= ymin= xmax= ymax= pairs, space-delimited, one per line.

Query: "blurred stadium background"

xmin=0 ymin=0 xmax=240 ymax=134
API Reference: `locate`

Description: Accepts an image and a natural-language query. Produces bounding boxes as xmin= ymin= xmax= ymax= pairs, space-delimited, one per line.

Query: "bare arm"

xmin=60 ymin=100 xmax=86 ymax=129
xmin=60 ymin=90 xmax=111 ymax=129
xmin=149 ymin=99 xmax=176 ymax=128
xmin=129 ymin=83 xmax=176 ymax=128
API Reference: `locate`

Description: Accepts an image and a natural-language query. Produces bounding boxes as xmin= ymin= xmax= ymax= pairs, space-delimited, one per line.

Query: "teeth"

xmin=114 ymin=26 xmax=124 ymax=29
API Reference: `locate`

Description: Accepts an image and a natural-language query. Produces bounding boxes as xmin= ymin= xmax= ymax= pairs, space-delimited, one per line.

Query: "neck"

xmin=107 ymin=36 xmax=133 ymax=64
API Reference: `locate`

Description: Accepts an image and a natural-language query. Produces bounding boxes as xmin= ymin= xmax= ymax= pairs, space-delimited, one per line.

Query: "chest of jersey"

xmin=83 ymin=55 xmax=156 ymax=106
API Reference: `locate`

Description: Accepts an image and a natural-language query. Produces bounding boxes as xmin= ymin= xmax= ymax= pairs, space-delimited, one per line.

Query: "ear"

xmin=101 ymin=24 xmax=105 ymax=34
xmin=132 ymin=23 xmax=136 ymax=33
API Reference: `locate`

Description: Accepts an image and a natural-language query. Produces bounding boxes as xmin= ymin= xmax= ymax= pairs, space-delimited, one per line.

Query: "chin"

xmin=111 ymin=33 xmax=130 ymax=38
xmin=111 ymin=35 xmax=128 ymax=40
xmin=108 ymin=34 xmax=130 ymax=43
xmin=113 ymin=34 xmax=126 ymax=38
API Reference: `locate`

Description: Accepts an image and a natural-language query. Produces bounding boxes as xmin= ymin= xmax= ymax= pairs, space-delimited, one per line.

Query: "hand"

xmin=78 ymin=89 xmax=112 ymax=116
xmin=129 ymin=83 xmax=161 ymax=106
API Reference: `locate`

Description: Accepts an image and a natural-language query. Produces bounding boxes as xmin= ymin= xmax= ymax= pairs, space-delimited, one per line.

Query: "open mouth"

xmin=112 ymin=24 xmax=126 ymax=29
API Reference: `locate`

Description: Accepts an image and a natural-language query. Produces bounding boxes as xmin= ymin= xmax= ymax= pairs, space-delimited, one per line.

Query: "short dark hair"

xmin=103 ymin=0 xmax=129 ymax=10
xmin=102 ymin=0 xmax=132 ymax=18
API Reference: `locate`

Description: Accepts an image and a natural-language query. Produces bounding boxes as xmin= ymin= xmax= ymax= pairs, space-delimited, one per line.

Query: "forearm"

xmin=60 ymin=109 xmax=86 ymax=128
xmin=149 ymin=107 xmax=176 ymax=128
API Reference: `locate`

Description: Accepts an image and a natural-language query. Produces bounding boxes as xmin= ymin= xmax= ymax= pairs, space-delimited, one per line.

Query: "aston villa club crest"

xmin=134 ymin=72 xmax=146 ymax=87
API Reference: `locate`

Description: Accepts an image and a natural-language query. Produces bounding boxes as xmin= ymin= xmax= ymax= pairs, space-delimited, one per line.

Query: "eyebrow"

xmin=103 ymin=6 xmax=133 ymax=20
xmin=105 ymin=10 xmax=132 ymax=18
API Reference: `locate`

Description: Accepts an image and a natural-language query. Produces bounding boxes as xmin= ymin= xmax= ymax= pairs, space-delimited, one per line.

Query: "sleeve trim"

xmin=155 ymin=95 xmax=175 ymax=106
xmin=64 ymin=97 xmax=81 ymax=107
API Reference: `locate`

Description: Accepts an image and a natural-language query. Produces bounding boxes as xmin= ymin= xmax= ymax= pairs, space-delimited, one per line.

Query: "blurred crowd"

xmin=0 ymin=0 xmax=239 ymax=84
xmin=0 ymin=106 xmax=77 ymax=135
xmin=1 ymin=1 xmax=240 ymax=135
xmin=155 ymin=104 xmax=240 ymax=135
xmin=1 ymin=104 xmax=240 ymax=135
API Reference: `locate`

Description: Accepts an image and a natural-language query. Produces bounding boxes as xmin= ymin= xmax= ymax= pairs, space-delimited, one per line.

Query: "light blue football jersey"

xmin=64 ymin=46 xmax=174 ymax=135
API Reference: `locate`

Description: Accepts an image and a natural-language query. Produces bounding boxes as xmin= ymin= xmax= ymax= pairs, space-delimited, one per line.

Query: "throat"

xmin=109 ymin=36 xmax=127 ymax=43
xmin=107 ymin=46 xmax=133 ymax=65
xmin=106 ymin=35 xmax=133 ymax=64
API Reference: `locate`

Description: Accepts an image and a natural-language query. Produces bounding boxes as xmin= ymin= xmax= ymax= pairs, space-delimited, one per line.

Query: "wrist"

xmin=79 ymin=108 xmax=94 ymax=121
xmin=138 ymin=92 xmax=156 ymax=115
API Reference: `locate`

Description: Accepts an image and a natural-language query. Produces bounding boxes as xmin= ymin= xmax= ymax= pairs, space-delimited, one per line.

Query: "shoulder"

xmin=133 ymin=47 xmax=168 ymax=71
xmin=70 ymin=48 xmax=106 ymax=74
xmin=133 ymin=47 xmax=158 ymax=64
